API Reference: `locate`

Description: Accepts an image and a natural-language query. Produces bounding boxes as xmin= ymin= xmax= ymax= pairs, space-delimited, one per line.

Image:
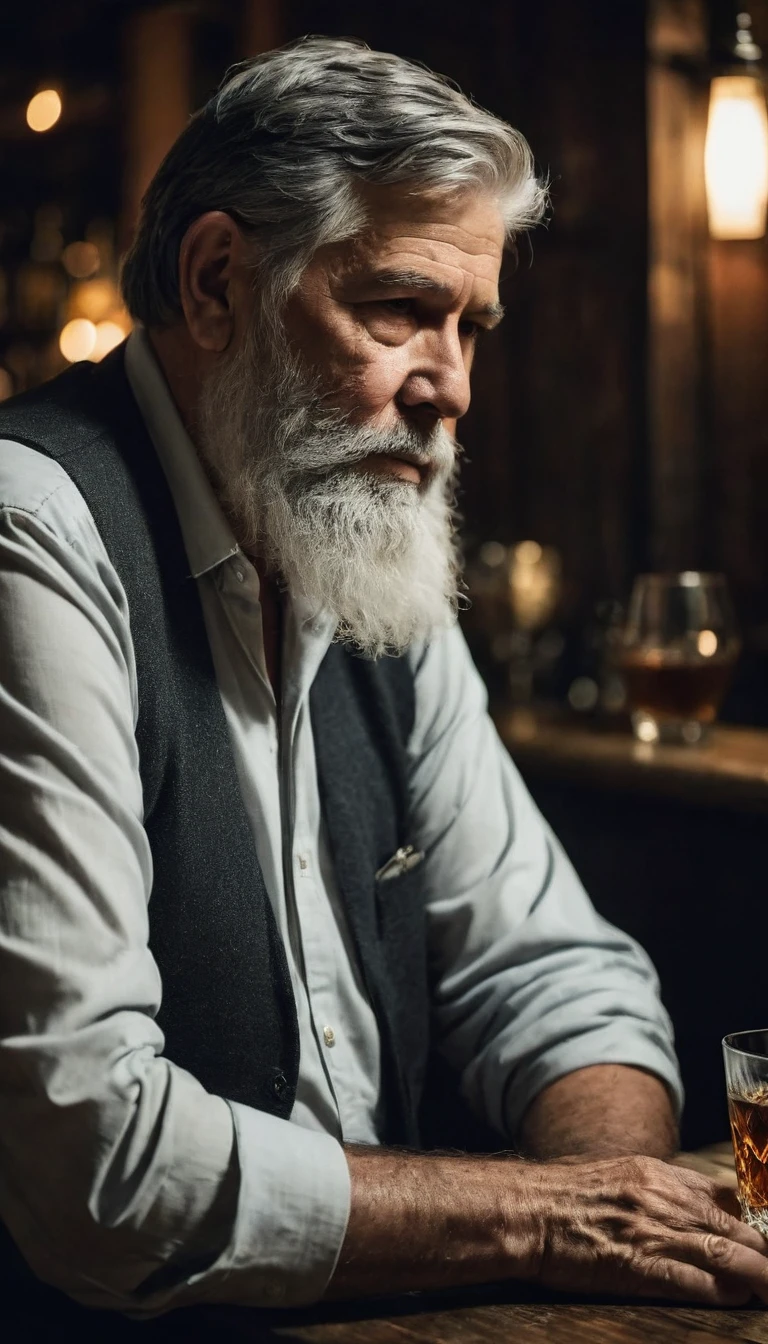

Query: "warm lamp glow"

xmin=26 ymin=90 xmax=62 ymax=133
xmin=514 ymin=540 xmax=543 ymax=566
xmin=705 ymin=75 xmax=768 ymax=239
xmin=91 ymin=321 xmax=125 ymax=361
xmin=508 ymin=541 xmax=561 ymax=632
xmin=697 ymin=629 xmax=719 ymax=657
xmin=60 ymin=319 xmax=96 ymax=363
xmin=62 ymin=241 xmax=100 ymax=279
xmin=68 ymin=278 xmax=118 ymax=322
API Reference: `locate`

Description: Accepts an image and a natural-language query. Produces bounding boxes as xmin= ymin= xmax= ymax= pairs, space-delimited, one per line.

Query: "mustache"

xmin=215 ymin=327 xmax=460 ymax=486
xmin=288 ymin=415 xmax=459 ymax=484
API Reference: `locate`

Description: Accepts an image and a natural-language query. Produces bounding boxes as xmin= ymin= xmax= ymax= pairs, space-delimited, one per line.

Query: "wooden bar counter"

xmin=9 ymin=1145 xmax=768 ymax=1344
xmin=495 ymin=708 xmax=768 ymax=816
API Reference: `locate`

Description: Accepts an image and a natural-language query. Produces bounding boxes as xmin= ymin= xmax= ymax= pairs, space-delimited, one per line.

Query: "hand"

xmin=527 ymin=1155 xmax=768 ymax=1305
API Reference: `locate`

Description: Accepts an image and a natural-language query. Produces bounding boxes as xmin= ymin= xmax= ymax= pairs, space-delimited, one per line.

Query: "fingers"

xmin=711 ymin=1210 xmax=768 ymax=1258
xmin=661 ymin=1229 xmax=768 ymax=1303
xmin=618 ymin=1163 xmax=768 ymax=1304
xmin=637 ymin=1260 xmax=751 ymax=1307
xmin=657 ymin=1166 xmax=768 ymax=1257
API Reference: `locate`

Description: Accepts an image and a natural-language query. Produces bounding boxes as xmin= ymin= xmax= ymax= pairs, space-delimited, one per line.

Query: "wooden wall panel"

xmin=646 ymin=0 xmax=768 ymax=717
xmin=708 ymin=242 xmax=768 ymax=624
xmin=647 ymin=0 xmax=710 ymax=571
xmin=705 ymin=4 xmax=768 ymax=697
xmin=281 ymin=0 xmax=768 ymax=715
xmin=241 ymin=0 xmax=284 ymax=55
xmin=286 ymin=0 xmax=649 ymax=621
xmin=122 ymin=6 xmax=193 ymax=244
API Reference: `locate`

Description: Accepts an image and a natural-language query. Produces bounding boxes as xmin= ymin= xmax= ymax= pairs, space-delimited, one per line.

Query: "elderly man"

xmin=0 ymin=36 xmax=765 ymax=1318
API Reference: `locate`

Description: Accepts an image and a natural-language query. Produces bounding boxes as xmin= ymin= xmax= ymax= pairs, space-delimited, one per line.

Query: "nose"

xmin=397 ymin=328 xmax=472 ymax=422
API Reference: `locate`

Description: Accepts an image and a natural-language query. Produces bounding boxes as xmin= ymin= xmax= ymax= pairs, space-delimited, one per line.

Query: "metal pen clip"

xmin=375 ymin=844 xmax=425 ymax=883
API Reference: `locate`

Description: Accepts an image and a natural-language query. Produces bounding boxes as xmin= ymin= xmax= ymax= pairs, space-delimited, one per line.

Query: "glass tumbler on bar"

xmin=723 ymin=1031 xmax=768 ymax=1236
xmin=619 ymin=572 xmax=740 ymax=745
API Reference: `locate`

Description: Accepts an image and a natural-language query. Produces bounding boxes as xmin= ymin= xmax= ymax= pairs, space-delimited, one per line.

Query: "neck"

xmin=146 ymin=325 xmax=212 ymax=445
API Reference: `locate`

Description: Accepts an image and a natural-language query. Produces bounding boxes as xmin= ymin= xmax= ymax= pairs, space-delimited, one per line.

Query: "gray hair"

xmin=121 ymin=36 xmax=547 ymax=327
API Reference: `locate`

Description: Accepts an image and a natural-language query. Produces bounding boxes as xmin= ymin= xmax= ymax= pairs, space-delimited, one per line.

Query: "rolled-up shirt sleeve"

xmin=0 ymin=442 xmax=350 ymax=1315
xmin=408 ymin=623 xmax=683 ymax=1140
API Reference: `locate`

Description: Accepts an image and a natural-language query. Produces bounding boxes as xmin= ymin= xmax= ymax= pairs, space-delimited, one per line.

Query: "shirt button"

xmin=272 ymin=1072 xmax=288 ymax=1099
xmin=323 ymin=1025 xmax=336 ymax=1048
xmin=234 ymin=568 xmax=245 ymax=583
xmin=298 ymin=853 xmax=310 ymax=875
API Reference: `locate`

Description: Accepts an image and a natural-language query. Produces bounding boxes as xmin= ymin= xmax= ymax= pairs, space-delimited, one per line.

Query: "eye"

xmin=459 ymin=319 xmax=482 ymax=339
xmin=378 ymin=298 xmax=415 ymax=315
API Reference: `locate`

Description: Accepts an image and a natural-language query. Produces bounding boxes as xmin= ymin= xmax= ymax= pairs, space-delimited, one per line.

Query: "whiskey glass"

xmin=724 ymin=1030 xmax=768 ymax=1236
xmin=619 ymin=572 xmax=740 ymax=745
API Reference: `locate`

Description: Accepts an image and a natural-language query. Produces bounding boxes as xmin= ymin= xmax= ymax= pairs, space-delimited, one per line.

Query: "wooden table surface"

xmin=11 ymin=1142 xmax=768 ymax=1344
xmin=495 ymin=709 xmax=768 ymax=815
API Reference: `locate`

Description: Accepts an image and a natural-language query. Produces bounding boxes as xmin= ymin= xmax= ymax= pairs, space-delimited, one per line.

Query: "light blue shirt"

xmin=0 ymin=330 xmax=682 ymax=1315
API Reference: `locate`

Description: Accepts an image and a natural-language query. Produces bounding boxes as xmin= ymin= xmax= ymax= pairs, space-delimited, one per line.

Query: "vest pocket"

xmin=373 ymin=860 xmax=431 ymax=1139
xmin=373 ymin=858 xmax=425 ymax=943
xmin=375 ymin=844 xmax=425 ymax=883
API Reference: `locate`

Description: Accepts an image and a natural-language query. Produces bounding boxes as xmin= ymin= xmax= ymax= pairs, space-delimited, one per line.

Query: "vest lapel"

xmin=311 ymin=645 xmax=427 ymax=1146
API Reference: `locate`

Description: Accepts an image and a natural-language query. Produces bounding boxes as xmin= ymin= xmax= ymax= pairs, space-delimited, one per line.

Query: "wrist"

xmin=497 ymin=1159 xmax=552 ymax=1285
xmin=332 ymin=1147 xmax=554 ymax=1299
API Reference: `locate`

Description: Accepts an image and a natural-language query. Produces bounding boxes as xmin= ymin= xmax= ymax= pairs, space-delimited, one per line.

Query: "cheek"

xmin=329 ymin=345 xmax=408 ymax=420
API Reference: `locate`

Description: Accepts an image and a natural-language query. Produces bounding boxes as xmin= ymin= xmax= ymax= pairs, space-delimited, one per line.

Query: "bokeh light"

xmin=68 ymin=277 xmax=117 ymax=322
xmin=568 ymin=676 xmax=599 ymax=712
xmin=514 ymin=540 xmax=543 ymax=566
xmin=697 ymin=629 xmax=718 ymax=658
xmin=26 ymin=90 xmax=62 ymax=133
xmin=59 ymin=318 xmax=96 ymax=363
xmin=91 ymin=320 xmax=125 ymax=361
xmin=62 ymin=241 xmax=100 ymax=279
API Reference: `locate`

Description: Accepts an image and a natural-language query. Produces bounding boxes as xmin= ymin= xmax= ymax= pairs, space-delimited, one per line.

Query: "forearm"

xmin=326 ymin=1145 xmax=538 ymax=1300
xmin=326 ymin=1130 xmax=768 ymax=1309
xmin=517 ymin=1063 xmax=679 ymax=1161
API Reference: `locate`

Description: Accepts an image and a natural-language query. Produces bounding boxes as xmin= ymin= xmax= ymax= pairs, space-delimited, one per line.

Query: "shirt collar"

xmin=124 ymin=326 xmax=241 ymax=580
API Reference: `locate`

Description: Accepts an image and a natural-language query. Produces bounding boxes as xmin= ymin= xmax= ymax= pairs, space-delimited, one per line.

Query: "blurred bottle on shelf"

xmin=463 ymin=538 xmax=564 ymax=708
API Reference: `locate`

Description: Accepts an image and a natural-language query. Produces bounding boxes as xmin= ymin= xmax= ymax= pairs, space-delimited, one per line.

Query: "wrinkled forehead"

xmin=319 ymin=182 xmax=506 ymax=295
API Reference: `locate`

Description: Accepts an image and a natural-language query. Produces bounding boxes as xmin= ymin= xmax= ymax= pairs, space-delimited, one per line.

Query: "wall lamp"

xmin=705 ymin=8 xmax=768 ymax=239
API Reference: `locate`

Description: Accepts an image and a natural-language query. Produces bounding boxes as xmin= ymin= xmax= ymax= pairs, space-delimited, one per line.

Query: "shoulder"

xmin=407 ymin=619 xmax=486 ymax=700
xmin=406 ymin=620 xmax=489 ymax=755
xmin=0 ymin=437 xmax=106 ymax=556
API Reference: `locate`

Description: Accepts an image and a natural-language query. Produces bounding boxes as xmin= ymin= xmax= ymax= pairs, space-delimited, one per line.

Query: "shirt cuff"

xmin=165 ymin=1102 xmax=351 ymax=1310
xmin=223 ymin=1102 xmax=350 ymax=1307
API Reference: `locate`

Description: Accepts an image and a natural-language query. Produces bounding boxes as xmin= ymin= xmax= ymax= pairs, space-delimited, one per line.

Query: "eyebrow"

xmin=369 ymin=267 xmax=505 ymax=327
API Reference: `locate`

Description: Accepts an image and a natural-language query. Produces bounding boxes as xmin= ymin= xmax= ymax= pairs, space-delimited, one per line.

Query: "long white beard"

xmin=196 ymin=323 xmax=463 ymax=658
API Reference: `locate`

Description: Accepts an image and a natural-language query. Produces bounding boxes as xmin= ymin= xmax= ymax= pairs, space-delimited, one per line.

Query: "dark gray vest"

xmin=0 ymin=348 xmax=430 ymax=1147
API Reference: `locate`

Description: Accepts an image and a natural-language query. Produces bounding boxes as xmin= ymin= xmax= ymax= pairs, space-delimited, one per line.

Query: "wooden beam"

xmin=646 ymin=0 xmax=710 ymax=569
xmin=241 ymin=0 xmax=283 ymax=56
xmin=121 ymin=5 xmax=193 ymax=246
xmin=705 ymin=0 xmax=768 ymax=633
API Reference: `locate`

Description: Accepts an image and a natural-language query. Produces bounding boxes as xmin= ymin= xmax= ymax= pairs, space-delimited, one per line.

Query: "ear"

xmin=178 ymin=211 xmax=251 ymax=353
